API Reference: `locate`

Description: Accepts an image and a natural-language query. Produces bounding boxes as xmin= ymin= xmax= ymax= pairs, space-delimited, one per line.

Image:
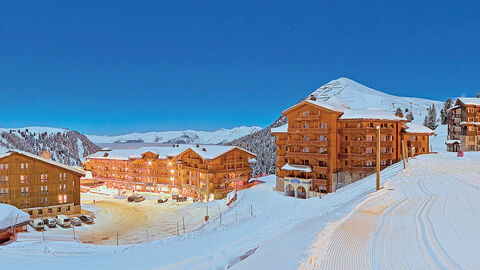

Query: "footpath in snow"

xmin=302 ymin=152 xmax=480 ymax=270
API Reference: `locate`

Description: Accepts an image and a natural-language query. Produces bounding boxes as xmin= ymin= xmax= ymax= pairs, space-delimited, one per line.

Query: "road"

xmin=302 ymin=153 xmax=480 ymax=270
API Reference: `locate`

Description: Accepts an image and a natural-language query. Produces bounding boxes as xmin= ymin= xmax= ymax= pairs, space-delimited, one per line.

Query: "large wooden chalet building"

xmin=83 ymin=145 xmax=256 ymax=200
xmin=271 ymin=96 xmax=433 ymax=198
xmin=0 ymin=150 xmax=85 ymax=217
xmin=447 ymin=98 xmax=480 ymax=152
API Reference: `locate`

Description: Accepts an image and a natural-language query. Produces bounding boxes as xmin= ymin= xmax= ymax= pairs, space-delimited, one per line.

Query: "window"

xmin=4 ymin=188 xmax=8 ymax=196
xmin=304 ymin=136 xmax=309 ymax=141
xmin=20 ymin=175 xmax=26 ymax=184
xmin=20 ymin=163 xmax=29 ymax=169
xmin=59 ymin=173 xmax=67 ymax=181
xmin=41 ymin=174 xmax=48 ymax=183
xmin=303 ymin=147 xmax=309 ymax=153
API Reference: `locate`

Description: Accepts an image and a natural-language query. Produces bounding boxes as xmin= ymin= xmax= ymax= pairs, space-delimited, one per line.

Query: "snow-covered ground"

xmin=2 ymin=152 xmax=479 ymax=269
xmin=87 ymin=126 xmax=262 ymax=144
xmin=302 ymin=152 xmax=480 ymax=269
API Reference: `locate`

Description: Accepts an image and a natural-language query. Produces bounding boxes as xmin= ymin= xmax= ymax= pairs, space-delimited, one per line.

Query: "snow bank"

xmin=0 ymin=204 xmax=29 ymax=231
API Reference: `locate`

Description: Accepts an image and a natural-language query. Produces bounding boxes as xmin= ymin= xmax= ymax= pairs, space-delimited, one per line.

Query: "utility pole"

xmin=401 ymin=140 xmax=406 ymax=169
xmin=376 ymin=126 xmax=381 ymax=191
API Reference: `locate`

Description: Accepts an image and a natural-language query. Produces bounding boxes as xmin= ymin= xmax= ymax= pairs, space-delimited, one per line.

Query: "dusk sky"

xmin=1 ymin=1 xmax=479 ymax=135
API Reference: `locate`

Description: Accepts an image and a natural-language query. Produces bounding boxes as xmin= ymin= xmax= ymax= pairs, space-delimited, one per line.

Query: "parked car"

xmin=134 ymin=195 xmax=145 ymax=202
xmin=79 ymin=215 xmax=94 ymax=224
xmin=42 ymin=218 xmax=57 ymax=228
xmin=30 ymin=219 xmax=45 ymax=230
xmin=70 ymin=217 xmax=82 ymax=226
xmin=55 ymin=215 xmax=71 ymax=227
xmin=157 ymin=198 xmax=168 ymax=203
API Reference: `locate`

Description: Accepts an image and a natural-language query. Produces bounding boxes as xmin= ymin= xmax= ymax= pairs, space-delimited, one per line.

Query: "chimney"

xmin=196 ymin=144 xmax=199 ymax=147
xmin=202 ymin=148 xmax=206 ymax=151
xmin=309 ymin=95 xmax=317 ymax=101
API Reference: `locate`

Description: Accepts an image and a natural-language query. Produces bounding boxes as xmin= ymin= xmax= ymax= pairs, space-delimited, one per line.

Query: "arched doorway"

xmin=296 ymin=186 xmax=306 ymax=199
xmin=285 ymin=184 xmax=295 ymax=197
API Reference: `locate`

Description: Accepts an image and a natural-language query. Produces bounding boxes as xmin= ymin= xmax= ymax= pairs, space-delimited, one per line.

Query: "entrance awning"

xmin=281 ymin=164 xmax=312 ymax=173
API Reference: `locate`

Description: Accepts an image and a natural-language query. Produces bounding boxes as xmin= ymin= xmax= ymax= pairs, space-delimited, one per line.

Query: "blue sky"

xmin=1 ymin=1 xmax=479 ymax=135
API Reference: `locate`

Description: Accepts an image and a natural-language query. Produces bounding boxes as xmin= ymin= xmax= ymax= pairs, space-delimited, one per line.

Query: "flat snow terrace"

xmin=302 ymin=152 xmax=480 ymax=270
xmin=2 ymin=153 xmax=478 ymax=269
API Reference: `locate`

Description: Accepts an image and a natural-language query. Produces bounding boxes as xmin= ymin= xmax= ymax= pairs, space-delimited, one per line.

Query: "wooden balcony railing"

xmin=289 ymin=128 xmax=329 ymax=134
xmin=286 ymin=152 xmax=328 ymax=159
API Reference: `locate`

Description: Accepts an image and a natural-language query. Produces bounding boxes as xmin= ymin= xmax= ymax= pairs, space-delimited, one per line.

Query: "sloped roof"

xmin=87 ymin=144 xmax=256 ymax=161
xmin=2 ymin=150 xmax=85 ymax=176
xmin=457 ymin=97 xmax=480 ymax=106
xmin=339 ymin=109 xmax=406 ymax=121
xmin=404 ymin=122 xmax=434 ymax=134
xmin=0 ymin=204 xmax=30 ymax=231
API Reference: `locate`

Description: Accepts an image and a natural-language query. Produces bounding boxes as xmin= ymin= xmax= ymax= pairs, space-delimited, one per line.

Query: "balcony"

xmin=312 ymin=178 xmax=327 ymax=186
xmin=340 ymin=128 xmax=393 ymax=134
xmin=289 ymin=127 xmax=329 ymax=134
xmin=312 ymin=166 xmax=329 ymax=173
xmin=286 ymin=152 xmax=328 ymax=159
xmin=285 ymin=139 xmax=328 ymax=147
xmin=294 ymin=115 xmax=321 ymax=121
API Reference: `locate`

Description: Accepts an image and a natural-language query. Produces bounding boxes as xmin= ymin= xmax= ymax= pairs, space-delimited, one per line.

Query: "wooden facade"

xmin=83 ymin=145 xmax=256 ymax=200
xmin=272 ymin=97 xmax=433 ymax=198
xmin=0 ymin=151 xmax=84 ymax=217
xmin=447 ymin=98 xmax=480 ymax=151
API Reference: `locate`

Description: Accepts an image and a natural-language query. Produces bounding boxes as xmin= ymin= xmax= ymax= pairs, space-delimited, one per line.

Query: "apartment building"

xmin=0 ymin=150 xmax=84 ymax=217
xmin=447 ymin=98 xmax=480 ymax=151
xmin=272 ymin=96 xmax=433 ymax=198
xmin=83 ymin=145 xmax=256 ymax=200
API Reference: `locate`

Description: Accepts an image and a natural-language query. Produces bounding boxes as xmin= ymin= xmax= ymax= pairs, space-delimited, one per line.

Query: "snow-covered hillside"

xmin=3 ymin=153 xmax=479 ymax=269
xmin=0 ymin=126 xmax=99 ymax=166
xmin=230 ymin=77 xmax=446 ymax=175
xmin=87 ymin=126 xmax=262 ymax=145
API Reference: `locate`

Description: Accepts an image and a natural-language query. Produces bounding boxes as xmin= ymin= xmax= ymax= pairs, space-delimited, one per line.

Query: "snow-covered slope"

xmin=229 ymin=77 xmax=445 ymax=175
xmin=87 ymin=126 xmax=262 ymax=145
xmin=309 ymin=77 xmax=443 ymax=124
xmin=0 ymin=126 xmax=99 ymax=166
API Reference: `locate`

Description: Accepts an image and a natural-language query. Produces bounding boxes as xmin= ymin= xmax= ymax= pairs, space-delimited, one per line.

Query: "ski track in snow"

xmin=302 ymin=153 xmax=480 ymax=270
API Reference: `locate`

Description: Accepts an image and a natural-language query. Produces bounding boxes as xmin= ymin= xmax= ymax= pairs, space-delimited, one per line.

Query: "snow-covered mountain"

xmin=308 ymin=77 xmax=443 ymax=123
xmin=0 ymin=126 xmax=100 ymax=166
xmin=87 ymin=126 xmax=262 ymax=145
xmin=229 ymin=77 xmax=444 ymax=175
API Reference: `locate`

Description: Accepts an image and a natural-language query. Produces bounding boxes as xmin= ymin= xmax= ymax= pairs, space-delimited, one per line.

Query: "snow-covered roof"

xmin=0 ymin=204 xmax=30 ymax=231
xmin=457 ymin=97 xmax=480 ymax=106
xmin=271 ymin=124 xmax=288 ymax=133
xmin=445 ymin=140 xmax=461 ymax=144
xmin=404 ymin=122 xmax=434 ymax=134
xmin=281 ymin=163 xmax=312 ymax=173
xmin=87 ymin=144 xmax=256 ymax=161
xmin=304 ymin=99 xmax=346 ymax=113
xmin=1 ymin=150 xmax=85 ymax=176
xmin=460 ymin=122 xmax=480 ymax=126
xmin=339 ymin=109 xmax=407 ymax=121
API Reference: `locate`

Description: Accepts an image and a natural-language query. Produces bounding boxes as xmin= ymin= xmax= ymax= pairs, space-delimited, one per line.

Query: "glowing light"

xmin=170 ymin=169 xmax=175 ymax=173
xmin=170 ymin=177 xmax=174 ymax=181
xmin=148 ymin=161 xmax=152 ymax=165
xmin=168 ymin=162 xmax=172 ymax=166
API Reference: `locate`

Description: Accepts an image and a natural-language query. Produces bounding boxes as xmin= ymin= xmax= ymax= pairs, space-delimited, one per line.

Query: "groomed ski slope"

xmin=302 ymin=152 xmax=480 ymax=270
xmin=2 ymin=153 xmax=479 ymax=269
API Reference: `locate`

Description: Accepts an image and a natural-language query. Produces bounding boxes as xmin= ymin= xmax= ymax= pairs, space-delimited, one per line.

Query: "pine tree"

xmin=440 ymin=98 xmax=453 ymax=125
xmin=424 ymin=104 xmax=438 ymax=130
xmin=476 ymin=90 xmax=480 ymax=98
xmin=406 ymin=111 xmax=414 ymax=122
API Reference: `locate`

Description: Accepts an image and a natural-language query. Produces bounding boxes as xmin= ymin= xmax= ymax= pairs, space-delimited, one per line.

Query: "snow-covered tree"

xmin=395 ymin=107 xmax=403 ymax=117
xmin=423 ymin=104 xmax=438 ymax=130
xmin=440 ymin=98 xmax=453 ymax=125
xmin=406 ymin=111 xmax=414 ymax=122
xmin=476 ymin=90 xmax=480 ymax=98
